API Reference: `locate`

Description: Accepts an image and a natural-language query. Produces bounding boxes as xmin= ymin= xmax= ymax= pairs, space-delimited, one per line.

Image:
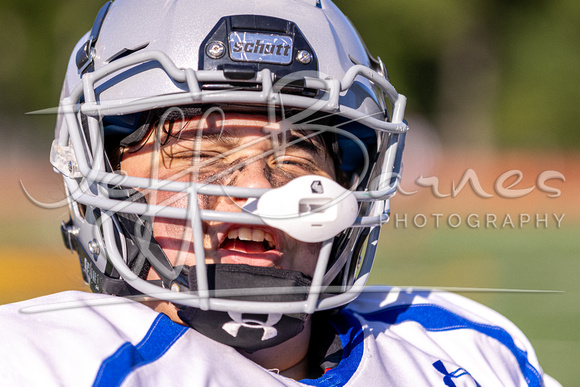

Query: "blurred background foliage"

xmin=335 ymin=0 xmax=580 ymax=149
xmin=1 ymin=0 xmax=579 ymax=149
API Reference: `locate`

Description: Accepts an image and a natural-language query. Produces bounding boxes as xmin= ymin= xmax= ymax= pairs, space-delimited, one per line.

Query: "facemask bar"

xmin=61 ymin=50 xmax=407 ymax=130
xmin=53 ymin=49 xmax=407 ymax=225
xmin=54 ymin=49 xmax=407 ymax=314
xmin=99 ymin=206 xmax=339 ymax=314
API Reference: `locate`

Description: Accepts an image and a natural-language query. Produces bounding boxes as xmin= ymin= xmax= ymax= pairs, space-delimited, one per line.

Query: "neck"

xmin=146 ymin=300 xmax=313 ymax=380
xmin=238 ymin=319 xmax=312 ymax=380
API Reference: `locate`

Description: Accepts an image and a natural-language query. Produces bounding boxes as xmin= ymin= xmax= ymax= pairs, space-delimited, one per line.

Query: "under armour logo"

xmin=222 ymin=312 xmax=282 ymax=341
xmin=433 ymin=360 xmax=481 ymax=387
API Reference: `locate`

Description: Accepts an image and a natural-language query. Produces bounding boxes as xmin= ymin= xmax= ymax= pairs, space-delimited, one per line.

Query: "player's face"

xmin=120 ymin=111 xmax=336 ymax=278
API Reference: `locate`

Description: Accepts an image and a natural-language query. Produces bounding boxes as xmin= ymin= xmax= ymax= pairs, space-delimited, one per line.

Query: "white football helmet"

xmin=53 ymin=0 xmax=407 ymax=348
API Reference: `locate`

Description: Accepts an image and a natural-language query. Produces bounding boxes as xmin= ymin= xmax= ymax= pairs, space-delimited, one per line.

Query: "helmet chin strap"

xmin=173 ymin=264 xmax=312 ymax=353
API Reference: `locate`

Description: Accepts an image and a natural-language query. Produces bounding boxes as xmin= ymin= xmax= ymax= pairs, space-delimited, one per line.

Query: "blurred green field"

xmin=371 ymin=223 xmax=580 ymax=385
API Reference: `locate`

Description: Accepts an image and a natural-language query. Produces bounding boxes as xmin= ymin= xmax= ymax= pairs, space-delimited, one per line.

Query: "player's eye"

xmin=272 ymin=155 xmax=318 ymax=175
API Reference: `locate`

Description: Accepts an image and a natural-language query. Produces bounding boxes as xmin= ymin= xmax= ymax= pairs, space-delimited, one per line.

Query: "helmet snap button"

xmin=206 ymin=41 xmax=226 ymax=59
xmin=88 ymin=240 xmax=100 ymax=256
xmin=296 ymin=50 xmax=312 ymax=64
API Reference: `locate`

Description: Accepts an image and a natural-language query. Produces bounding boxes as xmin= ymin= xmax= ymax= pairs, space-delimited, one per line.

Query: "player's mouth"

xmin=217 ymin=226 xmax=282 ymax=267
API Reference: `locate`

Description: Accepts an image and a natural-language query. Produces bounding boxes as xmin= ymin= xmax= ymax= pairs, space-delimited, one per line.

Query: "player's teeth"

xmin=264 ymin=233 xmax=275 ymax=249
xmin=226 ymin=228 xmax=275 ymax=248
xmin=238 ymin=227 xmax=252 ymax=241
xmin=251 ymin=229 xmax=264 ymax=242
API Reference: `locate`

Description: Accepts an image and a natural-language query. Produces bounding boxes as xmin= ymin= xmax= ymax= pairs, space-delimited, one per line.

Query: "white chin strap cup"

xmin=247 ymin=175 xmax=358 ymax=243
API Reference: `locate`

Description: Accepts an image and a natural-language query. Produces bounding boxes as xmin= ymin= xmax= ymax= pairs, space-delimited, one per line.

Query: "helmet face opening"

xmin=54 ymin=0 xmax=408 ymax=329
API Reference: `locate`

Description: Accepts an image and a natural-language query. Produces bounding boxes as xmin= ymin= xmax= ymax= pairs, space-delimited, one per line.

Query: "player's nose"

xmin=231 ymin=159 xmax=273 ymax=189
xmin=216 ymin=158 xmax=273 ymax=212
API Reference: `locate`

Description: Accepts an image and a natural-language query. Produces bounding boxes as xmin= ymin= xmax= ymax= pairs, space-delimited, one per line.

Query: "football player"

xmin=0 ymin=1 xmax=559 ymax=385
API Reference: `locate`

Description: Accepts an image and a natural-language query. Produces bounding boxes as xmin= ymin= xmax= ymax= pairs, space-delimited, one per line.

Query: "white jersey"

xmin=0 ymin=288 xmax=559 ymax=386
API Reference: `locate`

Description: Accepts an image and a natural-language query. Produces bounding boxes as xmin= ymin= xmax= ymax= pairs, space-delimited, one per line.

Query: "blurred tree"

xmin=0 ymin=0 xmax=578 ymax=148
xmin=334 ymin=0 xmax=580 ymax=149
xmin=0 ymin=0 xmax=103 ymax=137
xmin=495 ymin=0 xmax=580 ymax=148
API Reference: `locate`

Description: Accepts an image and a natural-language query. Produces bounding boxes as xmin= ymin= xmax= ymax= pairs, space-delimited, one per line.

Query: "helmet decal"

xmin=229 ymin=33 xmax=293 ymax=64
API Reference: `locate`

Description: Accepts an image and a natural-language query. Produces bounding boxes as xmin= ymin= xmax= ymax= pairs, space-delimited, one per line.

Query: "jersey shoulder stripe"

xmin=359 ymin=303 xmax=542 ymax=387
xmin=93 ymin=313 xmax=188 ymax=387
